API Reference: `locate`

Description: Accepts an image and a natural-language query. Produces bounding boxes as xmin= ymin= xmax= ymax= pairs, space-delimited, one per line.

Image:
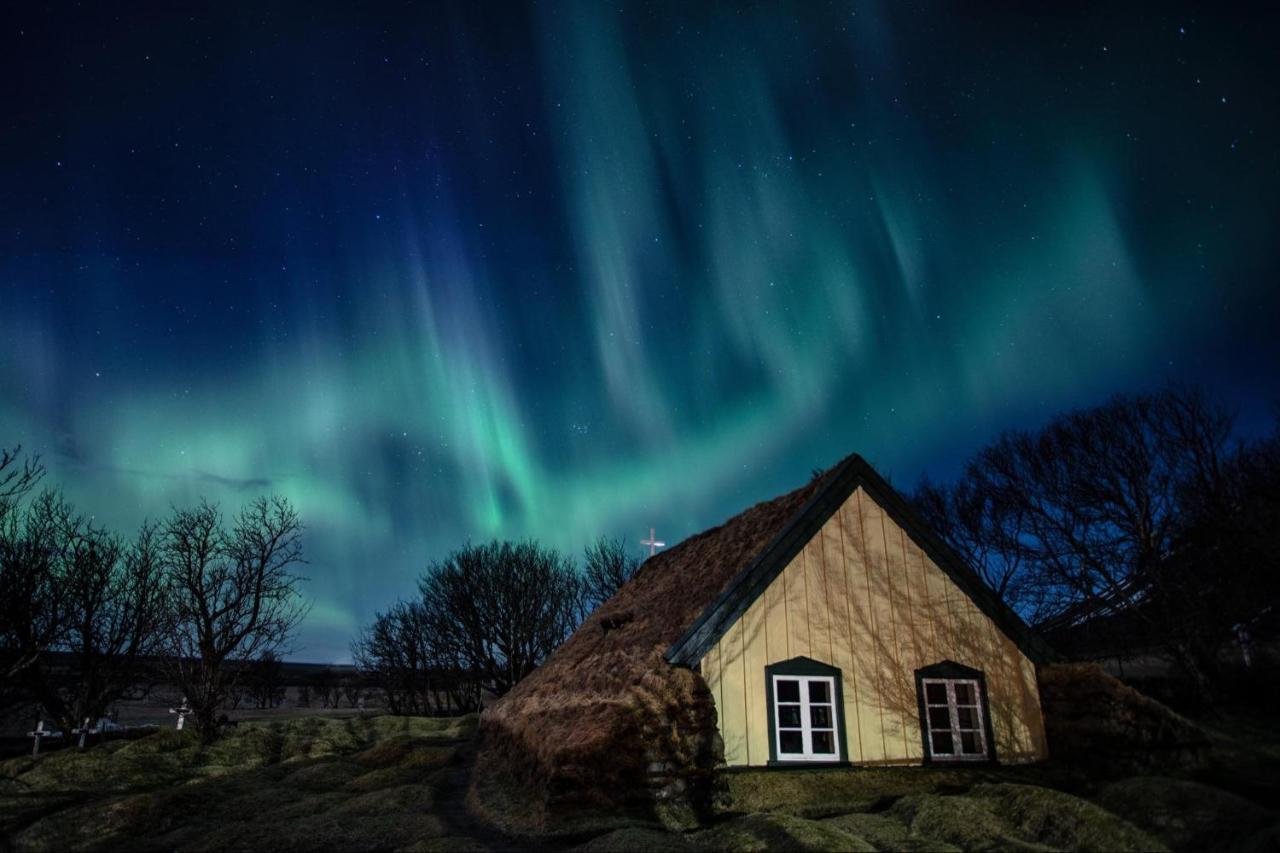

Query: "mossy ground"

xmin=1 ymin=715 xmax=481 ymax=852
xmin=3 ymin=712 xmax=1276 ymax=852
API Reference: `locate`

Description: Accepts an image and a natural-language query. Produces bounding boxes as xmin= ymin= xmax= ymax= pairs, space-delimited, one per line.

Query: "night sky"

xmin=3 ymin=3 xmax=1278 ymax=662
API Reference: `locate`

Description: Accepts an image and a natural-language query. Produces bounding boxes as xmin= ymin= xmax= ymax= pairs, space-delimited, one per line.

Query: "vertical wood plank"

xmin=765 ymin=570 xmax=788 ymax=664
xmin=785 ymin=553 xmax=811 ymax=660
xmin=805 ymin=538 xmax=832 ymax=664
xmin=887 ymin=522 xmax=923 ymax=761
xmin=720 ymin=619 xmax=748 ymax=765
xmin=855 ymin=489 xmax=891 ymax=762
xmin=741 ymin=596 xmax=769 ymax=765
xmin=839 ymin=495 xmax=877 ymax=762
xmin=823 ymin=503 xmax=860 ymax=762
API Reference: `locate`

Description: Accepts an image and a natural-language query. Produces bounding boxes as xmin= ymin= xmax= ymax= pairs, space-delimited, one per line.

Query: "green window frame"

xmin=764 ymin=657 xmax=850 ymax=766
xmin=914 ymin=660 xmax=998 ymax=765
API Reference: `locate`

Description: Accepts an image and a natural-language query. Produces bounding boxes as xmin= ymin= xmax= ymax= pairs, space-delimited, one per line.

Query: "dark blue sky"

xmin=2 ymin=2 xmax=1277 ymax=661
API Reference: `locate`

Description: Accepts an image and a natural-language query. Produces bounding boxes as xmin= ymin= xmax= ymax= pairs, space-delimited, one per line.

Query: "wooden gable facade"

xmin=667 ymin=458 xmax=1049 ymax=767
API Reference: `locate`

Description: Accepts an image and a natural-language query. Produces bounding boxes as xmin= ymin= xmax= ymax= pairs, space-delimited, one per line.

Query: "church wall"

xmin=698 ymin=486 xmax=1048 ymax=767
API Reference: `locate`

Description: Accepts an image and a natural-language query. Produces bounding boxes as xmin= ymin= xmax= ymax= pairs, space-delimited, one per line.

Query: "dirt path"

xmin=432 ymin=740 xmax=560 ymax=852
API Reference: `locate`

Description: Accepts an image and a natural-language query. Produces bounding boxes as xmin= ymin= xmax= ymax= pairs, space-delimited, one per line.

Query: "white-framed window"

xmin=921 ymin=677 xmax=988 ymax=761
xmin=771 ymin=674 xmax=839 ymax=761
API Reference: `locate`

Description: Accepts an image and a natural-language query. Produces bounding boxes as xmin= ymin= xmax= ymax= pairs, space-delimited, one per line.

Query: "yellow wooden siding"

xmin=742 ymin=597 xmax=769 ymax=765
xmin=844 ymin=494 xmax=886 ymax=763
xmin=702 ymin=485 xmax=1048 ymax=767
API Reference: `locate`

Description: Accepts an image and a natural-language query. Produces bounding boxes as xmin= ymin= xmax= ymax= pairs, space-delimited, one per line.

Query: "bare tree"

xmin=340 ymin=677 xmax=363 ymax=709
xmin=246 ymin=651 xmax=286 ymax=709
xmin=2 ymin=456 xmax=168 ymax=731
xmin=350 ymin=596 xmax=476 ymax=712
xmin=0 ymin=446 xmax=43 ymax=520
xmin=912 ymin=477 xmax=1038 ymax=617
xmin=158 ymin=496 xmax=309 ymax=740
xmin=0 ymin=487 xmax=72 ymax=714
xmin=913 ymin=387 xmax=1237 ymax=701
xmin=313 ymin=668 xmax=337 ymax=708
xmin=351 ymin=600 xmax=441 ymax=715
xmin=30 ymin=521 xmax=167 ymax=733
xmin=420 ymin=540 xmax=580 ymax=697
xmin=580 ymin=535 xmax=642 ymax=613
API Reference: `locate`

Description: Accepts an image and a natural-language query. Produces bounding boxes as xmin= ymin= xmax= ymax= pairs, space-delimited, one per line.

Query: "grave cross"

xmin=641 ymin=527 xmax=665 ymax=558
xmin=28 ymin=720 xmax=50 ymax=757
xmin=169 ymin=697 xmax=192 ymax=731
xmin=71 ymin=717 xmax=95 ymax=749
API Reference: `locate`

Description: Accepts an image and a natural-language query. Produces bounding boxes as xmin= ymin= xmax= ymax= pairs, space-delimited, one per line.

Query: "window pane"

xmin=928 ymin=707 xmax=951 ymax=731
xmin=778 ymin=705 xmax=802 ymax=728
xmin=931 ymin=731 xmax=954 ymax=755
xmin=954 ymin=682 xmax=976 ymax=705
xmin=777 ymin=680 xmax=801 ymax=702
xmin=960 ymin=731 xmax=982 ymax=755
xmin=925 ymin=682 xmax=947 ymax=704
xmin=957 ymin=707 xmax=978 ymax=730
xmin=808 ymin=680 xmax=830 ymax=703
xmin=810 ymin=705 xmax=832 ymax=728
xmin=812 ymin=731 xmax=835 ymax=755
xmin=779 ymin=730 xmax=804 ymax=755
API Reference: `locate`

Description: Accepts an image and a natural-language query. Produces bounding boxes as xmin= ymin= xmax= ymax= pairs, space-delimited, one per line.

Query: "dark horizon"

xmin=3 ymin=2 xmax=1278 ymax=662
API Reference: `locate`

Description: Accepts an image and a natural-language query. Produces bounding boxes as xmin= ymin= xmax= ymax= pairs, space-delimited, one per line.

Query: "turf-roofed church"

xmin=479 ymin=454 xmax=1050 ymax=817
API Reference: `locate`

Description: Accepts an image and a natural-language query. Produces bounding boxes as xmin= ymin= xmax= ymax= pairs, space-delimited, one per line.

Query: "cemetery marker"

xmin=28 ymin=720 xmax=50 ymax=757
xmin=169 ymin=697 xmax=192 ymax=731
xmin=72 ymin=717 xmax=95 ymax=749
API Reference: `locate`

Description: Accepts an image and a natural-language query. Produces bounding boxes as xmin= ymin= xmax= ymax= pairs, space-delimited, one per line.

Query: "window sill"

xmin=765 ymin=759 xmax=851 ymax=769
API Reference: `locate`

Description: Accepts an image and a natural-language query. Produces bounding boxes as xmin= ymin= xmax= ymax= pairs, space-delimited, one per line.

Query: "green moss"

xmin=893 ymin=792 xmax=1054 ymax=852
xmin=574 ymin=826 xmax=701 ymax=852
xmin=823 ymin=810 xmax=961 ymax=852
xmin=281 ymin=759 xmax=364 ymax=791
xmin=971 ymin=783 xmax=1167 ymax=852
xmin=332 ymin=782 xmax=435 ymax=817
xmin=722 ymin=765 xmax=1029 ymax=818
xmin=694 ymin=813 xmax=877 ymax=851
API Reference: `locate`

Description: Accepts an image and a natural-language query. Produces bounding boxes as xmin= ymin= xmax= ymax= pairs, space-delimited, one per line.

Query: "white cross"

xmin=71 ymin=717 xmax=96 ymax=749
xmin=28 ymin=720 xmax=50 ymax=757
xmin=641 ymin=527 xmax=665 ymax=558
xmin=169 ymin=697 xmax=192 ymax=731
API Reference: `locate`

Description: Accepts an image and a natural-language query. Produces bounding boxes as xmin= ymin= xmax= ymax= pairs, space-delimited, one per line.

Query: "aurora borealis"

xmin=2 ymin=4 xmax=1277 ymax=661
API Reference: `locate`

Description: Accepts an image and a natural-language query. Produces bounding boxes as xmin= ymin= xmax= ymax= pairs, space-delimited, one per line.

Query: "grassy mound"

xmin=693 ymin=813 xmax=876 ymax=852
xmin=969 ymin=783 xmax=1166 ymax=851
xmin=1038 ymin=664 xmax=1208 ymax=777
xmin=1 ymin=714 xmax=477 ymax=852
xmin=822 ymin=811 xmax=960 ymax=852
xmin=1097 ymin=776 xmax=1278 ymax=852
xmin=720 ymin=764 xmax=1074 ymax=819
xmin=574 ymin=826 xmax=702 ymax=852
xmin=718 ymin=773 xmax=1163 ymax=852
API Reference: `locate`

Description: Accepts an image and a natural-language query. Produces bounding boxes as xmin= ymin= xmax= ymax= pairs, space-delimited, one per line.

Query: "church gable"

xmin=667 ymin=454 xmax=1050 ymax=669
xmin=691 ymin=470 xmax=1049 ymax=767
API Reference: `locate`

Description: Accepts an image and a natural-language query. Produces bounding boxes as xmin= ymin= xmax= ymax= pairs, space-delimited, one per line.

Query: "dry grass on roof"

xmin=495 ymin=466 xmax=828 ymax=708
xmin=476 ymin=465 xmax=840 ymax=828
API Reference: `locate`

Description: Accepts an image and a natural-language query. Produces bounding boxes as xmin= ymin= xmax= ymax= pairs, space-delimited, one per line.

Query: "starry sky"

xmin=2 ymin=3 xmax=1278 ymax=662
